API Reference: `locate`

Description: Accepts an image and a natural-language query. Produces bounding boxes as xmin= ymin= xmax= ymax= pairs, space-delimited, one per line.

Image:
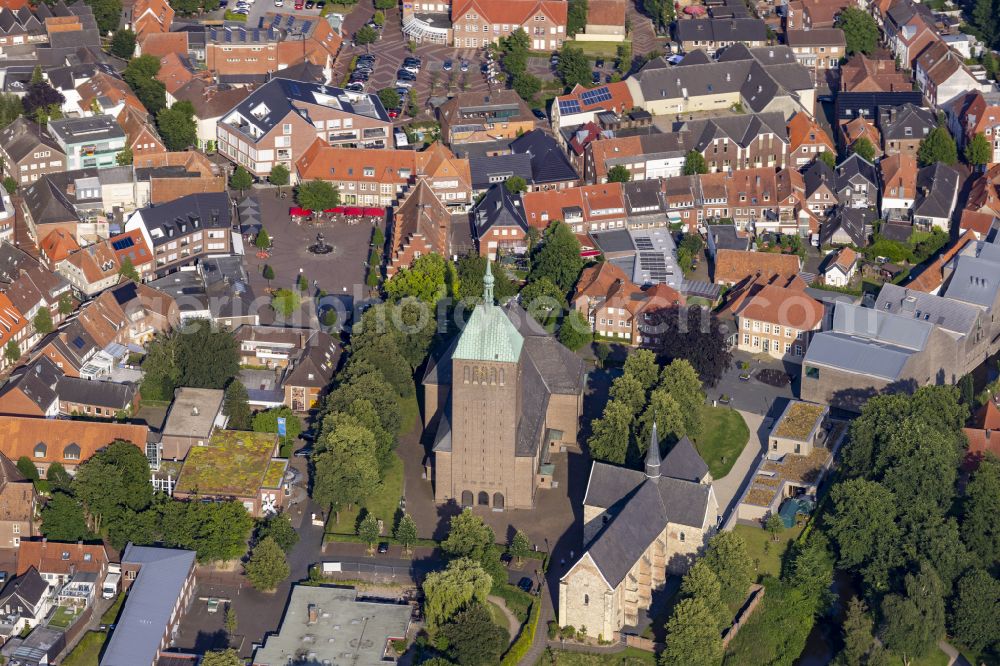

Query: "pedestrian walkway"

xmin=714 ymin=410 xmax=766 ymax=522
xmin=488 ymin=595 xmax=522 ymax=646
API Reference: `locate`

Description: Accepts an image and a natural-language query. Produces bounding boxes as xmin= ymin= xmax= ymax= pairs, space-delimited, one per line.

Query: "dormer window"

xmin=34 ymin=442 xmax=46 ymax=458
xmin=61 ymin=551 xmax=70 ymax=560
xmin=84 ymin=553 xmax=92 ymax=561
xmin=64 ymin=443 xmax=80 ymax=460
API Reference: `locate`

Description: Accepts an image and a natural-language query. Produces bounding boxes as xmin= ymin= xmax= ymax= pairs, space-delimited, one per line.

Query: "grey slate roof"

xmin=133 ymin=192 xmax=231 ymax=247
xmin=674 ymin=17 xmax=766 ymax=43
xmin=632 ymin=43 xmax=811 ymax=112
xmin=623 ymin=179 xmax=666 ymax=217
xmin=469 ymin=154 xmax=532 ymax=190
xmin=942 ymin=241 xmax=1000 ymax=307
xmin=221 ymin=77 xmax=389 ymax=140
xmin=836 ymin=153 xmax=878 ymax=188
xmin=913 ymin=162 xmax=959 ymax=221
xmin=682 ymin=111 xmax=788 ymax=152
xmin=877 ymin=103 xmax=935 ymax=141
xmin=509 ymin=129 xmax=579 ymax=185
xmin=661 ymin=437 xmax=709 ymax=482
xmin=820 ymin=206 xmax=874 ymax=246
xmin=803 ymin=159 xmax=836 ymax=197
xmin=0 ymin=241 xmax=36 ymax=285
xmin=0 ymin=117 xmax=64 ymax=163
xmin=100 ymin=545 xmax=196 ymax=666
xmin=473 ymin=184 xmax=528 ymax=236
xmin=875 ymin=283 xmax=980 ymax=336
xmin=56 ymin=376 xmax=136 ymax=410
xmin=835 ymin=91 xmax=923 ymax=123
xmin=0 ymin=357 xmax=62 ymax=413
xmin=0 ymin=566 xmax=48 ymax=612
xmin=579 ymin=462 xmax=713 ymax=587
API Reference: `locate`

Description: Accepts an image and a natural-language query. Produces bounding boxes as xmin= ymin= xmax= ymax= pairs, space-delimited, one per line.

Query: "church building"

xmin=559 ymin=428 xmax=719 ymax=640
xmin=422 ymin=262 xmax=587 ymax=510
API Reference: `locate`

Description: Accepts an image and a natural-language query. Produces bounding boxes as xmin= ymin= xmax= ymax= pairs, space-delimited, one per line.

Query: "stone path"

xmin=714 ymin=410 xmax=766 ymax=523
xmin=488 ymin=595 xmax=523 ymax=646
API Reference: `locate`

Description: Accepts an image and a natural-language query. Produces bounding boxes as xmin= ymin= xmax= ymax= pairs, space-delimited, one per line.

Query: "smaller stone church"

xmin=559 ymin=427 xmax=719 ymax=640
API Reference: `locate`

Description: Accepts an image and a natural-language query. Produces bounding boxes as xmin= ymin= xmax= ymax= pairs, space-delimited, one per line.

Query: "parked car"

xmin=293 ymin=446 xmax=314 ymax=458
xmin=377 ymin=542 xmax=389 ymax=554
xmin=532 ymin=108 xmax=546 ymax=120
xmin=387 ymin=107 xmax=400 ymax=118
xmin=402 ymin=64 xmax=419 ymax=74
xmin=395 ymin=79 xmax=414 ymax=88
xmin=350 ymin=73 xmax=370 ymax=82
xmin=305 ymin=0 xmax=314 ymax=7
xmin=207 ymin=598 xmax=220 ymax=613
xmin=591 ymin=71 xmax=601 ymax=84
xmin=294 ymin=0 xmax=303 ymax=8
xmin=517 ymin=577 xmax=533 ymax=593
xmin=345 ymin=82 xmax=365 ymax=92
xmin=273 ymin=0 xmax=283 ymax=5
xmin=396 ymin=70 xmax=416 ymax=81
xmin=500 ymin=553 xmax=512 ymax=566
xmin=443 ymin=59 xmax=453 ymax=71
xmin=595 ymin=57 xmax=605 ymax=68
xmin=394 ymin=86 xmax=411 ymax=97
xmin=316 ymin=0 xmax=325 ymax=9
xmin=739 ymin=371 xmax=751 ymax=382
xmin=460 ymin=60 xmax=469 ymax=72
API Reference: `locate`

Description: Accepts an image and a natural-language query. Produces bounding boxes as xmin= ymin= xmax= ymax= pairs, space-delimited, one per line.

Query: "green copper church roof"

xmin=453 ymin=303 xmax=524 ymax=363
xmin=453 ymin=260 xmax=523 ymax=363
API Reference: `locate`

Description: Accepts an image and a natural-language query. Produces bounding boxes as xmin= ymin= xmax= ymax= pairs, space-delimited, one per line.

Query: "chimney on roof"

xmin=307 ymin=603 xmax=318 ymax=625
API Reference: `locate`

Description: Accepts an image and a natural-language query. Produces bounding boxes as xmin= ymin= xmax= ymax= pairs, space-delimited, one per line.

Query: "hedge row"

xmin=500 ymin=596 xmax=541 ymax=666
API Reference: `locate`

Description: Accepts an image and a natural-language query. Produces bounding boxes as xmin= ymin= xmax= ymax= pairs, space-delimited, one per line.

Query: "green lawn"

xmin=693 ymin=405 xmax=750 ymax=478
xmin=48 ymin=605 xmax=81 ymax=629
xmin=326 ymin=451 xmax=403 ymax=535
xmin=887 ymin=648 xmax=949 ymax=666
xmin=540 ymin=647 xmax=657 ymax=665
xmin=398 ymin=393 xmax=419 ymax=435
xmin=568 ymin=39 xmax=631 ymax=59
xmin=487 ymin=600 xmax=512 ymax=636
xmin=101 ymin=592 xmax=126 ymax=624
xmin=733 ymin=523 xmax=804 ymax=582
xmin=62 ymin=631 xmax=107 ymax=666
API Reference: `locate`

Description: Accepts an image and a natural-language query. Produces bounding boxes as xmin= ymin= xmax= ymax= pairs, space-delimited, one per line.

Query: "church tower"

xmin=443 ymin=261 xmax=528 ymax=509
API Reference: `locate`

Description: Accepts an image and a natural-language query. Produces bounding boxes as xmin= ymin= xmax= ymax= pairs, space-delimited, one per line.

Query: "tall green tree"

xmin=118 ymin=256 xmax=140 ymax=282
xmin=423 ymin=557 xmax=492 ymax=630
xmin=385 ymin=252 xmax=456 ymax=304
xmin=244 ymin=536 xmax=289 ymax=591
xmin=607 ymin=164 xmax=632 ymax=183
xmin=230 ymin=166 xmax=253 ymax=194
xmin=567 ymin=0 xmax=588 ymax=36
xmin=950 ymin=568 xmax=1000 ymax=656
xmin=0 ymin=94 xmax=23 ymax=131
xmin=504 ymin=175 xmax=527 ymax=194
xmin=355 ymin=24 xmax=378 ymax=46
xmin=704 ymin=531 xmax=754 ymax=608
xmin=33 ymin=307 xmax=54 ymax=334
xmin=962 ymin=456 xmax=1000 ymax=568
xmin=683 ymin=150 xmax=708 ymax=175
xmin=508 ymin=529 xmax=531 ymax=565
xmin=826 ymin=477 xmax=902 ymax=592
xmin=660 ymin=597 xmax=724 ymax=666
xmin=40 ymin=492 xmax=91 ymax=541
xmin=527 ymin=220 xmax=583 ymax=294
xmin=5 ymin=339 xmax=20 ymax=362
xmin=837 ymin=7 xmax=879 ymax=55
xmin=880 ymin=562 xmax=946 ymax=661
xmin=456 ymin=254 xmax=518 ymax=304
xmin=157 ymin=101 xmax=197 ymax=151
xmin=394 ymin=513 xmax=418 ymax=553
xmin=222 ymin=380 xmax=252 ymax=430
xmin=442 ymin=509 xmax=495 ymax=560
xmin=110 ymin=29 xmax=137 ymax=59
xmin=295 ymin=178 xmax=340 ymax=213
xmin=653 ymin=306 xmax=732 ymax=386
xmin=73 ymin=441 xmax=152 ymax=534
xmin=966 ymin=132 xmax=992 ymax=168
xmin=556 ymin=45 xmax=591 ymax=89
xmin=252 ymin=406 xmax=302 ymax=449
xmin=917 ymin=126 xmax=958 ymax=166
xmin=837 ymin=597 xmax=874 ymax=666
xmin=201 ymin=650 xmax=241 ymax=666
xmin=378 ymin=88 xmax=401 ymax=110
xmin=558 ymin=309 xmax=593 ymax=351
xmin=520 ymin=276 xmax=566 ymax=324
xmin=358 ymin=512 xmax=381 ymax=551
xmin=16 ymin=456 xmax=38 ymax=481
xmin=679 ymin=560 xmax=729 ymax=630
xmin=587 ymin=400 xmax=634 ymax=464
xmin=312 ymin=422 xmax=380 ymax=522
xmin=255 ymin=513 xmax=299 ymax=552
xmin=46 ymin=462 xmax=72 ymax=493
xmin=440 ymin=603 xmax=509 ymax=666
xmin=268 ymin=163 xmax=289 ymax=194
xmin=123 ymin=55 xmax=166 ymax=114
xmin=658 ymin=359 xmax=705 ymax=438
xmin=850 ymin=137 xmax=876 ymax=162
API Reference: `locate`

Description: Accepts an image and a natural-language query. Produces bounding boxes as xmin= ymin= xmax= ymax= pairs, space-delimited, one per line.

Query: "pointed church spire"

xmin=645 ymin=420 xmax=661 ymax=479
xmin=483 ymin=256 xmax=495 ymax=305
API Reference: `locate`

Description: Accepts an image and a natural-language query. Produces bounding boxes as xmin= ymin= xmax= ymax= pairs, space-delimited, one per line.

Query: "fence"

xmin=721 ymin=584 xmax=765 ymax=648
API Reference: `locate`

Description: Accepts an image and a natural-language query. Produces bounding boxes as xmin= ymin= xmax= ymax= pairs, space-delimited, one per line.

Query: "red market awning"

xmin=684 ymin=5 xmax=706 ymax=14
xmin=363 ymin=207 xmax=384 ymax=216
xmin=325 ymin=206 xmax=345 ymax=214
xmin=580 ymin=250 xmax=601 ymax=258
xmin=344 ymin=207 xmax=364 ymax=216
xmin=289 ymin=207 xmax=312 ymax=216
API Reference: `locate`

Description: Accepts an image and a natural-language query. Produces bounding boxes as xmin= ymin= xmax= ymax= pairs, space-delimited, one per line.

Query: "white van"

xmin=102 ymin=572 xmax=121 ymax=599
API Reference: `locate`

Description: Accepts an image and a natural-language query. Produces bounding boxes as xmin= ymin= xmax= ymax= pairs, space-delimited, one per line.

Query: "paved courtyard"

xmin=237 ymin=188 xmax=380 ymax=327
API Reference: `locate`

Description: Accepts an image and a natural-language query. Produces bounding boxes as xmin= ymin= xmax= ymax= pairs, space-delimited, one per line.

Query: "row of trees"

xmin=39 ymin=442 xmax=254 ymax=562
xmin=587 ymin=351 xmax=704 ymax=466
xmin=823 ymin=386 xmax=1000 ymax=662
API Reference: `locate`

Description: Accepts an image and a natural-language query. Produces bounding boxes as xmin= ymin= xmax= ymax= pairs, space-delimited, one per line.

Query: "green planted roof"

xmin=453 ymin=303 xmax=524 ymax=363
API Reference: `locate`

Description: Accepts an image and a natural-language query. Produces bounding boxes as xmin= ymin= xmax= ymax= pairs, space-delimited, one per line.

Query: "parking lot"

xmin=331 ymin=0 xmax=555 ymax=121
xmin=214 ymin=0 xmax=323 ymax=28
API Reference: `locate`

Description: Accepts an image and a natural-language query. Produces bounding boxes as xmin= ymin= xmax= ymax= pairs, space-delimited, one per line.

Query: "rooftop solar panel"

xmin=111 ymin=236 xmax=135 ymax=251
xmin=558 ymin=99 xmax=581 ymax=115
xmin=580 ymin=86 xmax=612 ymax=106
